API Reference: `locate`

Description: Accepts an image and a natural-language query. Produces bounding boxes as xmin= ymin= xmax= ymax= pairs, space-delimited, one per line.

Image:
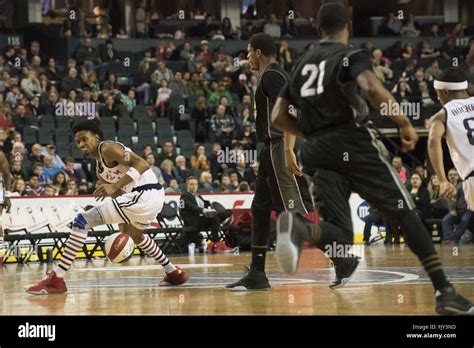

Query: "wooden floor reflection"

xmin=2 ymin=245 xmax=473 ymax=315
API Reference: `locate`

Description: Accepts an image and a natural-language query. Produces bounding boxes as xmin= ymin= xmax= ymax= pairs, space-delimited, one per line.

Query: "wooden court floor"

xmin=1 ymin=245 xmax=473 ymax=315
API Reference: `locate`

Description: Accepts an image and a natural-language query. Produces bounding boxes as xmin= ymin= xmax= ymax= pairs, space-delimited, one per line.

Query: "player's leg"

xmin=225 ymin=146 xmax=272 ymax=291
xmin=125 ymin=224 xmax=188 ymax=286
xmin=26 ymin=206 xmax=105 ymax=295
xmin=276 ymin=168 xmax=360 ymax=288
xmin=350 ymin=126 xmax=473 ymax=315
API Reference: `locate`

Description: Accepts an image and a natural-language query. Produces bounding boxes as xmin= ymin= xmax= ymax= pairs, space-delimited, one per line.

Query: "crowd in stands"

xmin=0 ymin=9 xmax=473 ymax=217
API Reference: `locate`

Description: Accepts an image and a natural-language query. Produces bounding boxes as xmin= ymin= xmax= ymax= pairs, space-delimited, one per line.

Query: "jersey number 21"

xmin=300 ymin=61 xmax=326 ymax=97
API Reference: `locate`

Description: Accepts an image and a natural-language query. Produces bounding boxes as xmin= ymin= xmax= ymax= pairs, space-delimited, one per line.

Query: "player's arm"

xmin=271 ymin=79 xmax=305 ymax=139
xmin=355 ymin=70 xmax=418 ymax=151
xmin=428 ymin=109 xmax=455 ymax=200
xmin=263 ymin=73 xmax=304 ymax=175
xmin=94 ymin=143 xmax=150 ymax=200
xmin=0 ymin=152 xmax=11 ymax=212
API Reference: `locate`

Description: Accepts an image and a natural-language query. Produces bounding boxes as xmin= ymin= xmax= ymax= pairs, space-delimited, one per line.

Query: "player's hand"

xmin=440 ymin=181 xmax=456 ymax=201
xmin=3 ymin=197 xmax=11 ymax=213
xmin=285 ymin=149 xmax=302 ymax=176
xmin=94 ymin=183 xmax=119 ymax=201
xmin=399 ymin=125 xmax=418 ymax=152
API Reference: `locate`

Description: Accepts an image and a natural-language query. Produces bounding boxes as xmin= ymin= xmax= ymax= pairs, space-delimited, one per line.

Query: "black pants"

xmin=185 ymin=209 xmax=232 ymax=244
xmin=251 ymin=139 xmax=314 ymax=246
xmin=300 ymin=122 xmax=416 ymax=245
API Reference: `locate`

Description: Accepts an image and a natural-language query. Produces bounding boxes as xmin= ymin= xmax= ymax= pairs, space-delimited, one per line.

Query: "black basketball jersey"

xmin=254 ymin=62 xmax=289 ymax=142
xmin=281 ymin=41 xmax=372 ymax=136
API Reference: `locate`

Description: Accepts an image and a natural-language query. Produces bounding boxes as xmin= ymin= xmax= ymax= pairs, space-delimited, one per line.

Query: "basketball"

xmin=104 ymin=233 xmax=135 ymax=263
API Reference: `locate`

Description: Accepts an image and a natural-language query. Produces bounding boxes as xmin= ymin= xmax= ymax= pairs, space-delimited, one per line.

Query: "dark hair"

xmin=248 ymin=33 xmax=276 ymax=57
xmin=436 ymin=67 xmax=468 ymax=84
xmin=72 ymin=119 xmax=102 ymax=138
xmin=65 ymin=156 xmax=75 ymax=164
xmin=317 ymin=2 xmax=350 ymax=36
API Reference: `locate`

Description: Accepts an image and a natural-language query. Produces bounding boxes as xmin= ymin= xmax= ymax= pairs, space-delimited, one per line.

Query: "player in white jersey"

xmin=428 ymin=68 xmax=474 ymax=215
xmin=27 ymin=120 xmax=188 ymax=294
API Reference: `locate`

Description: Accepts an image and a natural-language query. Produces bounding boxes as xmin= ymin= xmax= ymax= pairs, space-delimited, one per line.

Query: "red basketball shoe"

xmin=26 ymin=271 xmax=68 ymax=295
xmin=159 ymin=266 xmax=189 ymax=286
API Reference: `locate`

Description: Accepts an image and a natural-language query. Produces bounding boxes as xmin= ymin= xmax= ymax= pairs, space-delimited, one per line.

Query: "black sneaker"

xmin=275 ymin=212 xmax=307 ymax=274
xmin=435 ymin=286 xmax=474 ymax=315
xmin=225 ymin=267 xmax=270 ymax=291
xmin=329 ymin=254 xmax=360 ymax=290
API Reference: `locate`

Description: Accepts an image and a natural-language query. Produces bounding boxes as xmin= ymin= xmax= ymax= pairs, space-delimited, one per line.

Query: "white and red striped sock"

xmin=138 ymin=234 xmax=176 ymax=273
xmin=56 ymin=231 xmax=87 ymax=277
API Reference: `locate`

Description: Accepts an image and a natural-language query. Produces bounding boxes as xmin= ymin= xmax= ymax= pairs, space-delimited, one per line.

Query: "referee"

xmin=226 ymin=33 xmax=313 ymax=291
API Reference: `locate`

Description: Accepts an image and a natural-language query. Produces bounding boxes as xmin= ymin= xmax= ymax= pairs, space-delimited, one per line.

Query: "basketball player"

xmin=428 ymin=67 xmax=474 ymax=227
xmin=226 ymin=33 xmax=314 ymax=291
xmin=0 ymin=151 xmax=12 ymax=266
xmin=26 ymin=120 xmax=188 ymax=294
xmin=271 ymin=3 xmax=473 ymax=314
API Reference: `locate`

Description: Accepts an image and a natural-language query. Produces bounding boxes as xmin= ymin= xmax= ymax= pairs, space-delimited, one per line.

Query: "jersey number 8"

xmin=463 ymin=117 xmax=474 ymax=145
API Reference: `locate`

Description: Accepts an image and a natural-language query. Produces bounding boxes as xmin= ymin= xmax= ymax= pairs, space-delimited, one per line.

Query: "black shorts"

xmin=299 ymin=122 xmax=415 ymax=235
xmin=252 ymin=138 xmax=313 ymax=214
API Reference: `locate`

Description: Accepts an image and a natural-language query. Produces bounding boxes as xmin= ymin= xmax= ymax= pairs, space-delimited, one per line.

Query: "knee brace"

xmin=72 ymin=208 xmax=104 ymax=234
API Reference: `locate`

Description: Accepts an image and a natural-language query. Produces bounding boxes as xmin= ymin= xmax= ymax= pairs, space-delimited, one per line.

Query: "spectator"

xmin=199 ymin=171 xmax=215 ymax=192
xmin=427 ymin=174 xmax=441 ymax=203
xmin=400 ymin=13 xmax=420 ymax=37
xmin=393 ymin=79 xmax=413 ymax=104
xmin=199 ymin=40 xmax=213 ymax=65
xmin=401 ymin=43 xmax=417 ymax=60
xmin=441 ymin=183 xmax=473 ymax=244
xmin=145 ymin=153 xmax=165 ymax=185
xmin=99 ymin=95 xmax=119 ymax=121
xmin=373 ymin=49 xmax=393 ymax=83
xmin=263 ymin=14 xmax=281 ymax=38
xmin=160 ymin=159 xmax=177 ymax=185
xmin=42 ymin=154 xmax=62 ymax=183
xmin=238 ymin=181 xmax=251 ymax=193
xmin=392 ymin=156 xmax=407 ymax=183
xmin=208 ymin=82 xmax=233 ymax=106
xmin=21 ymin=70 xmax=41 ymax=99
xmin=419 ymin=39 xmax=440 ymax=59
xmin=10 ymin=160 xmax=26 ymax=180
xmin=120 ymin=89 xmax=137 ymax=112
xmin=13 ymin=104 xmax=39 ymax=133
xmin=278 ymin=40 xmax=297 ymax=71
xmin=418 ymin=81 xmax=436 ymax=107
xmin=229 ymin=172 xmax=240 ymax=191
xmin=29 ymin=143 xmax=44 ymax=164
xmin=281 ymin=14 xmax=299 ymax=38
xmin=195 ymin=15 xmax=216 ymax=38
xmin=208 ymin=142 xmax=227 ymax=180
xmin=187 ymin=72 xmax=210 ymax=96
xmin=209 ymin=104 xmax=234 ymax=147
xmin=25 ymin=174 xmax=43 ymax=196
xmin=409 ymin=172 xmax=431 ymax=221
xmin=151 ymin=61 xmax=173 ymax=84
xmin=219 ymin=174 xmax=232 ymax=192
xmin=77 ymin=180 xmax=90 ymax=194
xmin=65 ymin=180 xmax=78 ymax=195
xmin=425 ymin=60 xmax=442 ymax=80
xmin=164 ymin=178 xmax=181 ymax=193
xmin=75 ymin=37 xmax=100 ymax=70
xmin=233 ymin=121 xmax=257 ymax=150
xmin=103 ymin=73 xmax=119 ymax=93
xmin=448 ymin=168 xmax=461 ymax=187
xmin=221 ymin=17 xmax=237 ymax=40
xmin=179 ymin=176 xmax=233 ymax=253
xmin=132 ymin=61 xmax=152 ymax=104
xmin=31 ymin=162 xmax=48 ymax=184
xmin=175 ymin=155 xmax=192 ymax=183
xmin=60 ymin=68 xmax=83 ymax=96
xmin=179 ymin=41 xmax=194 ymax=61
xmin=11 ymin=178 xmax=31 ymax=196
xmin=156 ymin=140 xmax=176 ymax=167
xmin=169 ymin=72 xmax=188 ymax=98
xmin=0 ymin=108 xmax=14 ymax=132
xmin=191 ymin=145 xmax=209 ymax=171
xmin=154 ymin=79 xmax=171 ymax=117
xmin=99 ymin=39 xmax=119 ymax=63
xmin=386 ymin=12 xmax=401 ymax=35
xmin=63 ymin=157 xmax=86 ymax=184
xmin=45 ymin=144 xmax=65 ymax=169
xmin=6 ymin=85 xmax=25 ymax=109
xmin=52 ymin=171 xmax=68 ymax=195
xmin=42 ymin=184 xmax=56 ymax=196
